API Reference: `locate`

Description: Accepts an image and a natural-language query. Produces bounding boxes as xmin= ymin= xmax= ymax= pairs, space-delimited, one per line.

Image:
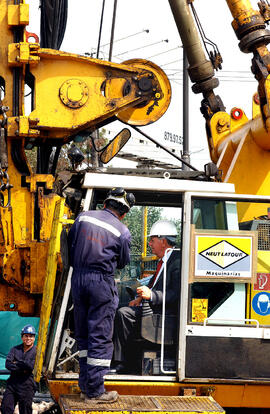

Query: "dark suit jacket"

xmin=148 ymin=249 xmax=181 ymax=314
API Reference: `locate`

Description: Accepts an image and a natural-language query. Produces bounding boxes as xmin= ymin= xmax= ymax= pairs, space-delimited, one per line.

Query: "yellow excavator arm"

xmin=169 ymin=0 xmax=270 ymax=221
xmin=0 ymin=0 xmax=171 ymax=316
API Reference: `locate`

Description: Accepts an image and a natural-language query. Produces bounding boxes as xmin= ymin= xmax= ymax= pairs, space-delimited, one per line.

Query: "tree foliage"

xmin=24 ymin=128 xmax=108 ymax=173
xmin=123 ymin=206 xmax=182 ymax=257
xmin=123 ymin=206 xmax=162 ymax=256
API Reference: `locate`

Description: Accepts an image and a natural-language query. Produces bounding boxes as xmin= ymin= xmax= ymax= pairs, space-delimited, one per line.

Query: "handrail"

xmin=203 ymin=318 xmax=260 ymax=328
xmin=47 ymin=267 xmax=73 ymax=375
xmin=160 ymin=248 xmax=181 ymax=375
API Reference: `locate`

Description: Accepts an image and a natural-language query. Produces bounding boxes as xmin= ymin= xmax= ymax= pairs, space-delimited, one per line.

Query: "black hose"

xmin=40 ymin=0 xmax=68 ymax=50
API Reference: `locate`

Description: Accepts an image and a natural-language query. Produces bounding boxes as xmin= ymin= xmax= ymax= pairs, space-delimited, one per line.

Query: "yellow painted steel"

xmin=8 ymin=4 xmax=29 ymax=27
xmin=246 ymin=282 xmax=252 ymax=320
xmin=115 ymin=59 xmax=171 ymax=126
xmin=34 ymin=198 xmax=66 ymax=382
xmin=0 ymin=0 xmax=171 ymax=316
xmin=226 ymin=0 xmax=263 ymax=32
xmin=199 ymin=1 xmax=270 ymax=222
xmin=202 ymin=83 xmax=270 ymax=221
xmin=208 ymin=106 xmax=270 ymax=221
xmin=0 ymin=0 xmax=64 ymax=314
xmin=6 ymin=46 xmax=171 ymax=139
xmin=142 ymin=207 xmax=148 ymax=258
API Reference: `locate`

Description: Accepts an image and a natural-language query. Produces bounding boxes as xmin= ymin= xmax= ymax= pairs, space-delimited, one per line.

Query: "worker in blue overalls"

xmin=1 ymin=325 xmax=37 ymax=414
xmin=68 ymin=187 xmax=135 ymax=403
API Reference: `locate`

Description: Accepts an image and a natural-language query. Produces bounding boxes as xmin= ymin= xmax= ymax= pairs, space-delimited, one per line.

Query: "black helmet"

xmin=67 ymin=145 xmax=85 ymax=165
xmin=104 ymin=187 xmax=135 ymax=210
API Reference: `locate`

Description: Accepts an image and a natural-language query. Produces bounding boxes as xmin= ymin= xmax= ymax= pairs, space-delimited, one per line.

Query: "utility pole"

xmin=91 ymin=0 xmax=106 ymax=168
xmin=109 ymin=0 xmax=118 ymax=61
xmin=182 ymin=49 xmax=190 ymax=170
xmin=96 ymin=0 xmax=106 ymax=59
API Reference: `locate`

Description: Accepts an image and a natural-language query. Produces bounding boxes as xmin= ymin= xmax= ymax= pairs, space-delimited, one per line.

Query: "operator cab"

xmin=93 ymin=186 xmax=182 ymax=376
xmin=43 ymin=173 xmax=270 ymax=388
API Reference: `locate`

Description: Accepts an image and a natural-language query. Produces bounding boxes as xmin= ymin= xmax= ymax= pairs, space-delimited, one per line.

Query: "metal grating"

xmin=59 ymin=394 xmax=225 ymax=413
xmin=257 ymin=222 xmax=270 ymax=250
xmin=157 ymin=396 xmax=224 ymax=412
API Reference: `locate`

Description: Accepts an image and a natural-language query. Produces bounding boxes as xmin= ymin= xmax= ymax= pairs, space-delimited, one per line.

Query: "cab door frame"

xmin=178 ymin=191 xmax=270 ymax=381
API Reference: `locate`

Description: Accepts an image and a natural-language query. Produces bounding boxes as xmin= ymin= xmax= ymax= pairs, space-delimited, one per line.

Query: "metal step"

xmin=59 ymin=394 xmax=225 ymax=414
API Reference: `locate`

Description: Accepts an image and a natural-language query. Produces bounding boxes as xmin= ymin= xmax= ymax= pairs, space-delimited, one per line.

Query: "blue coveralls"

xmin=1 ymin=344 xmax=37 ymax=414
xmin=68 ymin=208 xmax=131 ymax=397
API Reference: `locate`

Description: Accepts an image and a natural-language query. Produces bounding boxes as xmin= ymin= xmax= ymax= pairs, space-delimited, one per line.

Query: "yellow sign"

xmin=190 ymin=228 xmax=257 ymax=282
xmin=192 ymin=299 xmax=208 ymax=322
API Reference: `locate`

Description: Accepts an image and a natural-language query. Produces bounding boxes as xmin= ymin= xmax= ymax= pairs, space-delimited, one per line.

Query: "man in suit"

xmin=112 ymin=220 xmax=181 ymax=373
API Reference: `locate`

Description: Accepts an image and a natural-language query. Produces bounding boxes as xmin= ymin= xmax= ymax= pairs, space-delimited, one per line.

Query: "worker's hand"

xmin=16 ymin=361 xmax=25 ymax=369
xmin=136 ymin=286 xmax=151 ymax=300
xmin=129 ymin=297 xmax=142 ymax=307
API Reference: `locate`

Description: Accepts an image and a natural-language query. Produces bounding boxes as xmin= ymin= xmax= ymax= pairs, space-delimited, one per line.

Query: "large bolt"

xmin=217 ymin=116 xmax=229 ymax=132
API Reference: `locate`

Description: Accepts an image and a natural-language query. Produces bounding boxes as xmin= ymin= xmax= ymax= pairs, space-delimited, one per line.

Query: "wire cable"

xmin=114 ymin=39 xmax=169 ymax=57
xmin=147 ymin=45 xmax=182 ymax=59
xmin=100 ymin=29 xmax=149 ymax=48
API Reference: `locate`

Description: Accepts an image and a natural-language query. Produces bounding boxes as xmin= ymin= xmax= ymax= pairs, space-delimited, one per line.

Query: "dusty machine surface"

xmin=58 ymin=394 xmax=224 ymax=414
xmin=2 ymin=0 xmax=270 ymax=413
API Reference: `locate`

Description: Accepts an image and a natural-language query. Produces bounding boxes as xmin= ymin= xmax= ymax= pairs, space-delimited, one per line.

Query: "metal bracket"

xmin=7 ymin=4 xmax=29 ymax=27
xmin=59 ymin=330 xmax=76 ymax=359
xmin=25 ymin=174 xmax=54 ymax=192
xmin=8 ymin=42 xmax=40 ymax=66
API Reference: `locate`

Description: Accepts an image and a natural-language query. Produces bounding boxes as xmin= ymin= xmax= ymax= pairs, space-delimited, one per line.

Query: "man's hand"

xmin=136 ymin=285 xmax=151 ymax=300
xmin=129 ymin=297 xmax=142 ymax=307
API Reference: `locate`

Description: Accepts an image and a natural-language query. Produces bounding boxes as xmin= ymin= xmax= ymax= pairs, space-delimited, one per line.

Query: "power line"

xmin=168 ymin=79 xmax=182 ymax=85
xmin=168 ymin=77 xmax=256 ymax=83
xmin=218 ymin=75 xmax=254 ymax=79
xmin=168 ymin=73 xmax=255 ymax=79
xmin=221 ymin=69 xmax=253 ymax=73
xmin=165 ymin=68 xmax=255 ymax=73
xmin=164 ymin=68 xmax=184 ymax=71
xmin=166 ymin=70 xmax=182 ymax=76
xmin=219 ymin=78 xmax=256 ymax=83
xmin=147 ymin=45 xmax=182 ymax=59
xmin=114 ymin=39 xmax=169 ymax=57
xmin=161 ymin=59 xmax=183 ymax=67
xmin=100 ymin=29 xmax=149 ymax=48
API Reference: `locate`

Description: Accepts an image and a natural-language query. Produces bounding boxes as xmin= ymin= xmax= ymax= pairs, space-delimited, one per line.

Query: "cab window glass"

xmin=116 ymin=205 xmax=182 ymax=308
xmin=193 ymin=199 xmax=228 ymax=230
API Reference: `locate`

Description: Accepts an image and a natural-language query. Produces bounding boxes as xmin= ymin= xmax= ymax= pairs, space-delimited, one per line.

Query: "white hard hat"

xmin=149 ymin=220 xmax=177 ymax=237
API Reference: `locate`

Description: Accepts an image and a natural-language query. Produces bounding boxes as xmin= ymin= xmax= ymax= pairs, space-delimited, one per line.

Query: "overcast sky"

xmin=28 ymin=0 xmax=260 ymax=169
